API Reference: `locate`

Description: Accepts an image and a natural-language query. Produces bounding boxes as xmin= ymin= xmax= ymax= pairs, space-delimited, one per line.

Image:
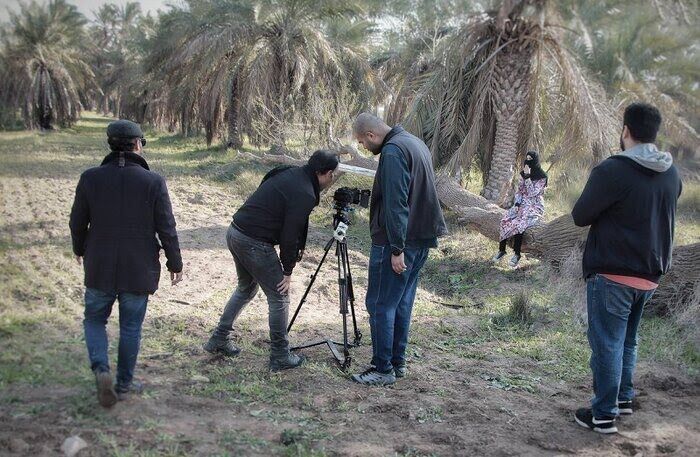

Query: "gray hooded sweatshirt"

xmin=571 ymin=142 xmax=683 ymax=282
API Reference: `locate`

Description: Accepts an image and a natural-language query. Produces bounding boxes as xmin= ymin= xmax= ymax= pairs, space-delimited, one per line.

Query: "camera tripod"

xmin=286 ymin=213 xmax=362 ymax=371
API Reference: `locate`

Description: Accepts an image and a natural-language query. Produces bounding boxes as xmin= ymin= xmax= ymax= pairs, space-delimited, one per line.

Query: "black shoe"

xmin=394 ymin=363 xmax=407 ymax=378
xmin=618 ymin=400 xmax=634 ymax=416
xmin=116 ymin=380 xmax=144 ymax=401
xmin=269 ymin=353 xmax=306 ymax=372
xmin=94 ymin=370 xmax=117 ymax=408
xmin=574 ymin=408 xmax=618 ymax=434
xmin=203 ymin=335 xmax=241 ymax=357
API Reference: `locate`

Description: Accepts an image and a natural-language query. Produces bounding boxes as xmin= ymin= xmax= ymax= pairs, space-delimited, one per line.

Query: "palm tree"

xmin=394 ymin=0 xmax=618 ymax=204
xmin=564 ymin=0 xmax=699 ymax=154
xmin=89 ymin=2 xmax=146 ymax=118
xmin=149 ymin=0 xmax=380 ymax=149
xmin=0 ymin=0 xmax=94 ymax=130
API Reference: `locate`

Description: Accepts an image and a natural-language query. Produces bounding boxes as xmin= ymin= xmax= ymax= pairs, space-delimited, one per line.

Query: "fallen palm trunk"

xmin=240 ymin=149 xmax=698 ymax=315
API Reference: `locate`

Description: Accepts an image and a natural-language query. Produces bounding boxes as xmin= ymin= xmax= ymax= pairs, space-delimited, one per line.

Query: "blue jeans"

xmin=586 ymin=274 xmax=655 ymax=418
xmin=83 ymin=288 xmax=149 ymax=388
xmin=365 ymin=245 xmax=429 ymax=373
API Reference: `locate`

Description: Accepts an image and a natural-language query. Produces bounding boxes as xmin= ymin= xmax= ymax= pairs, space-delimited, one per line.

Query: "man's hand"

xmin=277 ymin=275 xmax=292 ymax=295
xmin=75 ymin=256 xmax=82 ymax=265
xmin=170 ymin=271 xmax=183 ymax=286
xmin=391 ymin=253 xmax=407 ymax=275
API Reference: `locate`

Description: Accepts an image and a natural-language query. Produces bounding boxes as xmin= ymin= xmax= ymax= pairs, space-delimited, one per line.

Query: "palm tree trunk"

xmin=482 ymin=27 xmax=534 ymax=205
xmin=38 ymin=67 xmax=53 ymax=130
xmin=483 ymin=116 xmax=519 ymax=204
xmin=226 ymin=76 xmax=242 ymax=149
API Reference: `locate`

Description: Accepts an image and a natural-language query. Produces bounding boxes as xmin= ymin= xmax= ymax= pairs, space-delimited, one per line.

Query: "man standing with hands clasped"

xmin=351 ymin=113 xmax=447 ymax=385
xmin=572 ymin=103 xmax=682 ymax=434
xmin=70 ymin=120 xmax=183 ymax=408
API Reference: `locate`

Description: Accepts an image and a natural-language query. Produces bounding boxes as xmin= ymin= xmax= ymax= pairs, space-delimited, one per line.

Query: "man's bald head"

xmin=352 ymin=112 xmax=392 ymax=155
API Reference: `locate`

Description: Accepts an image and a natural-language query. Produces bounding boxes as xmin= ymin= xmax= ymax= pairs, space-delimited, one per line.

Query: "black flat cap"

xmin=107 ymin=119 xmax=143 ymax=138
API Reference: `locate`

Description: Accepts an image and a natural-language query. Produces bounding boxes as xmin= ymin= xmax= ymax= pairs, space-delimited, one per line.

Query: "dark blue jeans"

xmin=365 ymin=245 xmax=429 ymax=373
xmin=586 ymin=274 xmax=655 ymax=418
xmin=83 ymin=288 xmax=149 ymax=388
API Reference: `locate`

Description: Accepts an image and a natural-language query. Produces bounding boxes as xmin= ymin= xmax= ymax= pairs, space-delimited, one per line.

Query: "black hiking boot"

xmin=574 ymin=408 xmax=618 ymax=434
xmin=203 ymin=335 xmax=241 ymax=357
xmin=94 ymin=369 xmax=117 ymax=408
xmin=116 ymin=380 xmax=144 ymax=401
xmin=269 ymin=352 xmax=306 ymax=372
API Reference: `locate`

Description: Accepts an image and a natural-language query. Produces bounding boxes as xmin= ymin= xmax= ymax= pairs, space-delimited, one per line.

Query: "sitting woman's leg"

xmin=513 ymin=233 xmax=524 ymax=256
xmin=509 ymin=233 xmax=524 ymax=267
xmin=492 ymin=238 xmax=508 ymax=262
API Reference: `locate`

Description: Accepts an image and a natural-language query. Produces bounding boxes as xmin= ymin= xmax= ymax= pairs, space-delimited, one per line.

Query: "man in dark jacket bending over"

xmin=204 ymin=150 xmax=338 ymax=371
xmin=351 ymin=113 xmax=448 ymax=385
xmin=70 ymin=120 xmax=183 ymax=408
xmin=572 ymin=103 xmax=682 ymax=434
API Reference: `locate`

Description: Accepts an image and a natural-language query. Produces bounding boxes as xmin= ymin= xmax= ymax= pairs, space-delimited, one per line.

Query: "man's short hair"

xmin=108 ymin=136 xmax=139 ymax=152
xmin=623 ymin=102 xmax=662 ymax=143
xmin=352 ymin=112 xmax=388 ymax=135
xmin=308 ymin=149 xmax=339 ymax=174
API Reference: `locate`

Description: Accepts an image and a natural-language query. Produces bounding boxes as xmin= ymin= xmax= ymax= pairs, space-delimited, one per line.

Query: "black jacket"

xmin=370 ymin=126 xmax=448 ymax=252
xmin=232 ymin=165 xmax=320 ymax=275
xmin=69 ymin=152 xmax=183 ymax=294
xmin=572 ymin=156 xmax=682 ymax=282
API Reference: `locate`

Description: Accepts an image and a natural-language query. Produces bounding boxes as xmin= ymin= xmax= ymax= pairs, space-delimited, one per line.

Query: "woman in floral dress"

xmin=492 ymin=151 xmax=548 ymax=268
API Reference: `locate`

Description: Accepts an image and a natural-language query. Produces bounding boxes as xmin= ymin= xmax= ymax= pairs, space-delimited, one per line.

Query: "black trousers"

xmin=499 ymin=233 xmax=523 ymax=256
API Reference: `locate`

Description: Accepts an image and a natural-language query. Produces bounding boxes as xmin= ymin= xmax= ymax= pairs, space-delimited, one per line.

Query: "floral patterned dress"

xmin=499 ymin=177 xmax=547 ymax=241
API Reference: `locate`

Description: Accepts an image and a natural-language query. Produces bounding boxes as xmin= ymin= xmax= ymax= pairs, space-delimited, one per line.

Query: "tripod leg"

xmin=336 ymin=241 xmax=351 ymax=364
xmin=341 ymin=242 xmax=362 ymax=345
xmin=287 ymin=237 xmax=335 ymax=333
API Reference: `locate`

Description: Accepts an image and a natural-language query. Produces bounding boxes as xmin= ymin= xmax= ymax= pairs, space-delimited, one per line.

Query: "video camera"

xmin=333 ymin=187 xmax=371 ymax=210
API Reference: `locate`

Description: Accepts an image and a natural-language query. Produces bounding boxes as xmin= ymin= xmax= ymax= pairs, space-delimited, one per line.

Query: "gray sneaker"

xmin=492 ymin=251 xmax=507 ymax=263
xmin=351 ymin=368 xmax=396 ymax=386
xmin=203 ymin=335 xmax=241 ymax=357
xmin=269 ymin=353 xmax=306 ymax=372
xmin=509 ymin=254 xmax=521 ymax=268
xmin=94 ymin=370 xmax=117 ymax=408
xmin=394 ymin=364 xmax=407 ymax=378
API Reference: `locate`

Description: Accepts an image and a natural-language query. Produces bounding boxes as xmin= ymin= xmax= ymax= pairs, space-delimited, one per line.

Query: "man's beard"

xmin=369 ymin=144 xmax=382 ymax=155
xmin=619 ymin=134 xmax=626 ymax=152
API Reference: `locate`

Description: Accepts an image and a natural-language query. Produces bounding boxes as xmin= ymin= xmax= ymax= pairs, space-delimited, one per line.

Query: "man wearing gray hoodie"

xmin=571 ymin=103 xmax=682 ymax=434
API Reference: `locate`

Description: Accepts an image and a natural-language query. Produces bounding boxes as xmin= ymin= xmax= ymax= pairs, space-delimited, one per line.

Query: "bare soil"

xmin=1 ymin=127 xmax=698 ymax=456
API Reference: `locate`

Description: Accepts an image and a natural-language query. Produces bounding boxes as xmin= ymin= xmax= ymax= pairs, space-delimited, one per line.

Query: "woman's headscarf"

xmin=523 ymin=150 xmax=547 ymax=183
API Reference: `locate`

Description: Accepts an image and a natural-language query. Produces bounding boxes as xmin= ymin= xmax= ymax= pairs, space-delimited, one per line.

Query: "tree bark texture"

xmin=482 ymin=28 xmax=534 ymax=205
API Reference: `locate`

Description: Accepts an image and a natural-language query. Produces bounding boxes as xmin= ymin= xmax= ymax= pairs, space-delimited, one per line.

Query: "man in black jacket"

xmin=350 ymin=113 xmax=448 ymax=385
xmin=70 ymin=120 xmax=183 ymax=408
xmin=572 ymin=103 xmax=682 ymax=434
xmin=203 ymin=150 xmax=338 ymax=371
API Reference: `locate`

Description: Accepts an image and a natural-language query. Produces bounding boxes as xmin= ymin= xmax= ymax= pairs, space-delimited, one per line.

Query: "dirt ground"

xmin=1 ymin=120 xmax=699 ymax=456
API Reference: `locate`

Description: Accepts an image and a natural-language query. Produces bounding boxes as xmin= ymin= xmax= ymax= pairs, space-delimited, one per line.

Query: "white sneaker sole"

xmin=575 ymin=415 xmax=618 ymax=434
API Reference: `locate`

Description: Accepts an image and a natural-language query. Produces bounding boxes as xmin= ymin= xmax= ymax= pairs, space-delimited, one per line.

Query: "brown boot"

xmin=95 ymin=370 xmax=117 ymax=408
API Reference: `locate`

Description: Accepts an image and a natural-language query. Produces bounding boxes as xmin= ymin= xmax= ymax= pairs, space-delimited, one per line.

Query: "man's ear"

xmin=622 ymin=125 xmax=630 ymax=140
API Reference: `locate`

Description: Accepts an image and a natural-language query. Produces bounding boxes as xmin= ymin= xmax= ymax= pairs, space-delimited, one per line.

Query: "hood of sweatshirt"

xmin=619 ymin=143 xmax=673 ymax=173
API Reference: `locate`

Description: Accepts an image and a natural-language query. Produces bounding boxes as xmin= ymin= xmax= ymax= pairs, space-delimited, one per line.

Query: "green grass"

xmin=1 ymin=112 xmax=698 ymax=455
